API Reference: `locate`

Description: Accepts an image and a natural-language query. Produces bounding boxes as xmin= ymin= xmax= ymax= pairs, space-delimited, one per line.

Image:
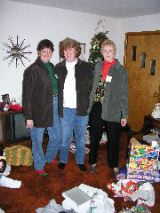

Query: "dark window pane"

xmin=140 ymin=52 xmax=146 ymax=68
xmin=131 ymin=46 xmax=137 ymax=61
xmin=150 ymin=59 xmax=156 ymax=75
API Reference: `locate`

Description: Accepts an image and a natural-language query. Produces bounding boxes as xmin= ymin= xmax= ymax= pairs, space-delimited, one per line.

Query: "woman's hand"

xmin=121 ymin=118 xmax=127 ymax=127
xmin=26 ymin=120 xmax=34 ymax=128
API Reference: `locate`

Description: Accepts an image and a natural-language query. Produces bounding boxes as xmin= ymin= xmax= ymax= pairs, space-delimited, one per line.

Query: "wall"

xmin=0 ymin=0 xmax=117 ymax=102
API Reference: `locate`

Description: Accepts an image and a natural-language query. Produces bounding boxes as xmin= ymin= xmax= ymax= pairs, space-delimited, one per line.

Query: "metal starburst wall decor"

xmin=2 ymin=35 xmax=32 ymax=67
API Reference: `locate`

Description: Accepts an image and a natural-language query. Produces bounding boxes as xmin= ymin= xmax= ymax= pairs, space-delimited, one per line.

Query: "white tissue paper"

xmin=0 ymin=176 xmax=21 ymax=188
xmin=62 ymin=184 xmax=115 ymax=213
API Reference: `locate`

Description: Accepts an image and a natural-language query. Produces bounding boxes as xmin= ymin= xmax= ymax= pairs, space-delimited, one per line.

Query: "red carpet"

xmin=0 ymin=132 xmax=160 ymax=213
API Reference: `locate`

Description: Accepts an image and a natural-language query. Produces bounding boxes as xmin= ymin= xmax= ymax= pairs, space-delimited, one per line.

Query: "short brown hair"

xmin=59 ymin=37 xmax=81 ymax=58
xmin=37 ymin=39 xmax=54 ymax=52
xmin=101 ymin=39 xmax=116 ymax=53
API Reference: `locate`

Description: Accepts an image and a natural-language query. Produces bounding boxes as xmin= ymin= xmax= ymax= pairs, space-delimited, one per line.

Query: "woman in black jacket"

xmin=23 ymin=39 xmax=61 ymax=176
xmin=55 ymin=37 xmax=93 ymax=171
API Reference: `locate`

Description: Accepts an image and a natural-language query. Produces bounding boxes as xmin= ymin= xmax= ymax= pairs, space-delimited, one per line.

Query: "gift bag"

xmin=4 ymin=145 xmax=33 ymax=166
xmin=127 ymin=143 xmax=160 ymax=182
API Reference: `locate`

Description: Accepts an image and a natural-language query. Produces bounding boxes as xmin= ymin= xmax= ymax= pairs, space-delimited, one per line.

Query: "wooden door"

xmin=124 ymin=31 xmax=160 ymax=131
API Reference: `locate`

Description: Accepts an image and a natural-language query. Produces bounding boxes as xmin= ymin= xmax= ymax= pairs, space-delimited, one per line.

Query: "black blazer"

xmin=55 ymin=59 xmax=93 ymax=117
xmin=22 ymin=57 xmax=56 ymax=127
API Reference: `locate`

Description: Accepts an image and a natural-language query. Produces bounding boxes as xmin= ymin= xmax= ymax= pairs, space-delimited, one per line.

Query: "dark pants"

xmin=89 ymin=102 xmax=122 ymax=168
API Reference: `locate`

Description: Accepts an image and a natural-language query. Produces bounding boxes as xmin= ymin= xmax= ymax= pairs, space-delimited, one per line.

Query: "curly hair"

xmin=59 ymin=37 xmax=81 ymax=58
xmin=37 ymin=39 xmax=54 ymax=52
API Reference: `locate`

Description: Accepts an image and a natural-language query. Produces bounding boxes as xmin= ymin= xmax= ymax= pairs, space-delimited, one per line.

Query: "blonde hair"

xmin=100 ymin=40 xmax=116 ymax=53
xmin=59 ymin=37 xmax=81 ymax=58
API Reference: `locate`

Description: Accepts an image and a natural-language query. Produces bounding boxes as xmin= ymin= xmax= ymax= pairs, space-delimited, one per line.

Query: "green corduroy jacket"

xmin=88 ymin=60 xmax=128 ymax=122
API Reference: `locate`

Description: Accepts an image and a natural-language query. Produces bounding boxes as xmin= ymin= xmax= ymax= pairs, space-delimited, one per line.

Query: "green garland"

xmin=88 ymin=31 xmax=109 ymax=67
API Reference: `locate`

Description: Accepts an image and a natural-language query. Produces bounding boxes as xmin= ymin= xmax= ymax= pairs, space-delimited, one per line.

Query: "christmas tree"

xmin=88 ymin=19 xmax=109 ymax=67
xmin=88 ymin=31 xmax=109 ymax=67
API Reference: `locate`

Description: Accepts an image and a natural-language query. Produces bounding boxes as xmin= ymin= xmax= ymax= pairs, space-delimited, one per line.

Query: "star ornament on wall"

xmin=2 ymin=35 xmax=32 ymax=67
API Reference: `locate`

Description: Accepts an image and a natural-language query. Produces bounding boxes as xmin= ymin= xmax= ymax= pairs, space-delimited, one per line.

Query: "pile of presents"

xmin=108 ymin=136 xmax=160 ymax=213
xmin=117 ymin=137 xmax=160 ymax=183
xmin=36 ymin=136 xmax=159 ymax=213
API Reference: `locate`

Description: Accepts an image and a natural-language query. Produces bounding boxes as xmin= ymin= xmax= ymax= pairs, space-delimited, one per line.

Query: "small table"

xmin=0 ymin=110 xmax=30 ymax=147
xmin=142 ymin=114 xmax=160 ymax=134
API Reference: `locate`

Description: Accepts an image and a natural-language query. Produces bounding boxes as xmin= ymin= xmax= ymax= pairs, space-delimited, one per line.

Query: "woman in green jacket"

xmin=88 ymin=39 xmax=128 ymax=175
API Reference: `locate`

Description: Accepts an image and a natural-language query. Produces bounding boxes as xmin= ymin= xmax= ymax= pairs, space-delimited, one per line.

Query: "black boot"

xmin=58 ymin=162 xmax=65 ymax=170
xmin=77 ymin=164 xmax=87 ymax=171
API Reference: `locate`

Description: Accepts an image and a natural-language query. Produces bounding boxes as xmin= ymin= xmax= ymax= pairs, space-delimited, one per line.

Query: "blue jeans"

xmin=29 ymin=96 xmax=61 ymax=171
xmin=59 ymin=108 xmax=88 ymax=164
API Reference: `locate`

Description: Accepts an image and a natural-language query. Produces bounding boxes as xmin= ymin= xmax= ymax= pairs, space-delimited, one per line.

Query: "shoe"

xmin=51 ymin=159 xmax=58 ymax=165
xmin=58 ymin=162 xmax=65 ymax=170
xmin=77 ymin=164 xmax=87 ymax=171
xmin=88 ymin=164 xmax=96 ymax=173
xmin=113 ymin=167 xmax=119 ymax=175
xmin=36 ymin=170 xmax=48 ymax=176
